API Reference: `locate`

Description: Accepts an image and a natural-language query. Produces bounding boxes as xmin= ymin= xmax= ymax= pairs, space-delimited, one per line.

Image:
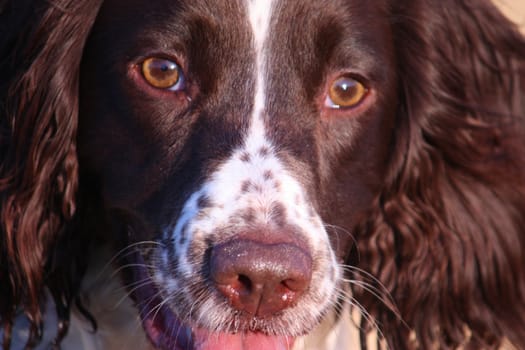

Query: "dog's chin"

xmin=123 ymin=250 xmax=296 ymax=350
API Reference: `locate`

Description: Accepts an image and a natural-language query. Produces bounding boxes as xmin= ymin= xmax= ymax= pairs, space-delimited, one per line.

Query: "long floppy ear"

xmin=349 ymin=0 xmax=525 ymax=349
xmin=0 ymin=0 xmax=102 ymax=348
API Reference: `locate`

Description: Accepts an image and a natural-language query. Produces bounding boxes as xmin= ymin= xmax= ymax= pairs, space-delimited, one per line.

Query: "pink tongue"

xmin=192 ymin=329 xmax=295 ymax=350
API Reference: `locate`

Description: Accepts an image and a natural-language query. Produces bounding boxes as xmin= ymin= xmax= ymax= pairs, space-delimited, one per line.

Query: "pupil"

xmin=338 ymin=80 xmax=356 ymax=98
xmin=150 ymin=60 xmax=177 ymax=81
xmin=157 ymin=62 xmax=175 ymax=74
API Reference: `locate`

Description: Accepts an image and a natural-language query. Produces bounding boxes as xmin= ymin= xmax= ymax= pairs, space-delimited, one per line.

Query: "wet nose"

xmin=210 ymin=238 xmax=312 ymax=317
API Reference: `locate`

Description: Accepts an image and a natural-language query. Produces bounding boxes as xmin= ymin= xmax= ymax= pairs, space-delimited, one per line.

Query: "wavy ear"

xmin=350 ymin=1 xmax=525 ymax=349
xmin=0 ymin=0 xmax=102 ymax=347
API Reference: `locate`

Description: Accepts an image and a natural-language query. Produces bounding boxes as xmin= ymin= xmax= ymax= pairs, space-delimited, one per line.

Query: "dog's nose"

xmin=210 ymin=238 xmax=312 ymax=317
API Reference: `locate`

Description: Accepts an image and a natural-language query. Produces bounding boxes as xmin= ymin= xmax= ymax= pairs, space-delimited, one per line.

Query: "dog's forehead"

xmin=247 ymin=0 xmax=274 ymax=42
xmin=94 ymin=0 xmax=386 ymax=79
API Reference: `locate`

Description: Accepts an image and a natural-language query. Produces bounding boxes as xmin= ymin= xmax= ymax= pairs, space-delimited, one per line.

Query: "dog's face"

xmin=78 ymin=0 xmax=397 ymax=348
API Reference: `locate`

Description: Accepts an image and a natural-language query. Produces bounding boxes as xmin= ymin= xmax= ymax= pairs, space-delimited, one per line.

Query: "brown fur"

xmin=1 ymin=0 xmax=524 ymax=349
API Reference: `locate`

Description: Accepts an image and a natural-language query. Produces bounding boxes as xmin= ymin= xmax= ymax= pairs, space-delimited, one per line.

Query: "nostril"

xmin=237 ymin=274 xmax=253 ymax=293
xmin=210 ymin=237 xmax=312 ymax=317
xmin=281 ymin=278 xmax=304 ymax=293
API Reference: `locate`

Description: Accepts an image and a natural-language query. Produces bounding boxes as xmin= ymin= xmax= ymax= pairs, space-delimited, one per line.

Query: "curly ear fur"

xmin=349 ymin=1 xmax=525 ymax=349
xmin=0 ymin=1 xmax=102 ymax=348
xmin=1 ymin=0 xmax=524 ymax=349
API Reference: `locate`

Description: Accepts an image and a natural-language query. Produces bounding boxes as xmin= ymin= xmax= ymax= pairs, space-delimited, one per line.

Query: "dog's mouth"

xmin=123 ymin=249 xmax=295 ymax=350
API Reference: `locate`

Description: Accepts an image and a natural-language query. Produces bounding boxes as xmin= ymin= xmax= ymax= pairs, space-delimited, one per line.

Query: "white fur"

xmin=7 ymin=1 xmax=344 ymax=348
xmin=246 ymin=0 xmax=274 ymax=168
xmin=150 ymin=0 xmax=341 ymax=334
xmin=7 ymin=271 xmax=365 ymax=349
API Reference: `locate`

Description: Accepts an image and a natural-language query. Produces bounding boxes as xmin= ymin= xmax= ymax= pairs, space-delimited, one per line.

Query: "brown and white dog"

xmin=1 ymin=0 xmax=525 ymax=349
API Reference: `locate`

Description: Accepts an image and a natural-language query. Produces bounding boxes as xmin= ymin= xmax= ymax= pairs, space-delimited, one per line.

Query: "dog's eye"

xmin=141 ymin=57 xmax=185 ymax=90
xmin=325 ymin=76 xmax=367 ymax=109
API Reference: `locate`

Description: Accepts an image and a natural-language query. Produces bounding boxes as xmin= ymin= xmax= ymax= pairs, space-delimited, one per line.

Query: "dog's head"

xmin=77 ymin=1 xmax=396 ymax=348
xmin=1 ymin=0 xmax=525 ymax=349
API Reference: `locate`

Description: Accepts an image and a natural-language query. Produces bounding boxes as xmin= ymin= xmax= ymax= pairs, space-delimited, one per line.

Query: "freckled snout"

xmin=210 ymin=237 xmax=313 ymax=317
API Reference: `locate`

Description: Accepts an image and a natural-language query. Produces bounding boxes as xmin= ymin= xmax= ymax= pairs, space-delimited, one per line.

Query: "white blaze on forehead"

xmin=246 ymin=0 xmax=275 ymax=150
xmin=155 ymin=0 xmax=340 ymax=322
xmin=248 ymin=0 xmax=274 ymax=51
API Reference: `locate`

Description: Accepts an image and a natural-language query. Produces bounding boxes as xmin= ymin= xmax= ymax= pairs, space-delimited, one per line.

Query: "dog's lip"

xmin=124 ymin=249 xmax=296 ymax=350
xmin=127 ymin=250 xmax=192 ymax=349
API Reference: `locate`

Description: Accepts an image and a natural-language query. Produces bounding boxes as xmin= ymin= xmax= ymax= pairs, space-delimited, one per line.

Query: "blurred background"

xmin=495 ymin=0 xmax=525 ymax=31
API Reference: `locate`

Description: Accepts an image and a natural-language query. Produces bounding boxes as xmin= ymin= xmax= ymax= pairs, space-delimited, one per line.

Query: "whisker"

xmin=324 ymin=224 xmax=360 ymax=261
xmin=129 ymin=289 xmax=176 ymax=339
xmin=114 ymin=276 xmax=153 ymax=294
xmin=136 ymin=290 xmax=173 ymax=328
xmin=109 ymin=262 xmax=157 ymax=279
xmin=343 ymin=280 xmax=401 ymax=322
xmin=112 ymin=279 xmax=161 ymax=310
xmin=340 ymin=264 xmax=397 ymax=311
xmin=89 ymin=241 xmax=162 ymax=284
xmin=333 ymin=290 xmax=389 ymax=350
xmin=108 ymin=240 xmax=162 ymax=263
xmin=340 ymin=279 xmax=397 ymax=313
xmin=339 ymin=264 xmax=410 ymax=331
xmin=187 ymin=289 xmax=206 ymax=326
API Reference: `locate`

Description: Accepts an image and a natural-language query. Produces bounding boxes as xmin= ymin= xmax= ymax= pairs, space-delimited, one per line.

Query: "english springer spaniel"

xmin=1 ymin=0 xmax=525 ymax=349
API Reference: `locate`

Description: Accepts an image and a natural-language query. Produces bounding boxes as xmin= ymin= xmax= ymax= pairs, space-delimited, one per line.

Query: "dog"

xmin=1 ymin=0 xmax=525 ymax=349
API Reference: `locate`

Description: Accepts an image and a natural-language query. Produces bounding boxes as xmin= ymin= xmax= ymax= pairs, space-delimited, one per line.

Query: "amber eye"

xmin=141 ymin=57 xmax=184 ymax=90
xmin=325 ymin=76 xmax=368 ymax=109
